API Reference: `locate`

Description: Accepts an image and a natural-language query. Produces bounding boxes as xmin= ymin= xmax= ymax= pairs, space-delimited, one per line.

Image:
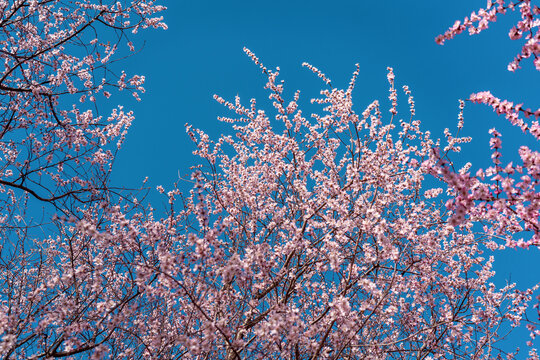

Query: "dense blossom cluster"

xmin=172 ymin=50 xmax=535 ymax=358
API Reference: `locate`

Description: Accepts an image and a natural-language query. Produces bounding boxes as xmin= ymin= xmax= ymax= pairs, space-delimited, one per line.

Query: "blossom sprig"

xmin=386 ymin=67 xmax=398 ymax=116
xmin=436 ymin=0 xmax=540 ymax=71
xmin=470 ymin=91 xmax=540 ymax=139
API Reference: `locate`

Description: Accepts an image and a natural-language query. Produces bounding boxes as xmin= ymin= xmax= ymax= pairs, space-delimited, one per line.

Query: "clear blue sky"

xmin=109 ymin=0 xmax=539 ymax=350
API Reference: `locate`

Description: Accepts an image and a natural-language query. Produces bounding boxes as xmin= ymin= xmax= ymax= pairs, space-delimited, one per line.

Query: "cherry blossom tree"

xmin=112 ymin=49 xmax=531 ymax=358
xmin=0 ymin=0 xmax=166 ymax=357
xmin=0 ymin=0 xmax=538 ymax=358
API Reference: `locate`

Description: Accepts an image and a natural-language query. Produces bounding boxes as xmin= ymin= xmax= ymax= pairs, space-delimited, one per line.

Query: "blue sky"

xmin=108 ymin=0 xmax=538 ymax=349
